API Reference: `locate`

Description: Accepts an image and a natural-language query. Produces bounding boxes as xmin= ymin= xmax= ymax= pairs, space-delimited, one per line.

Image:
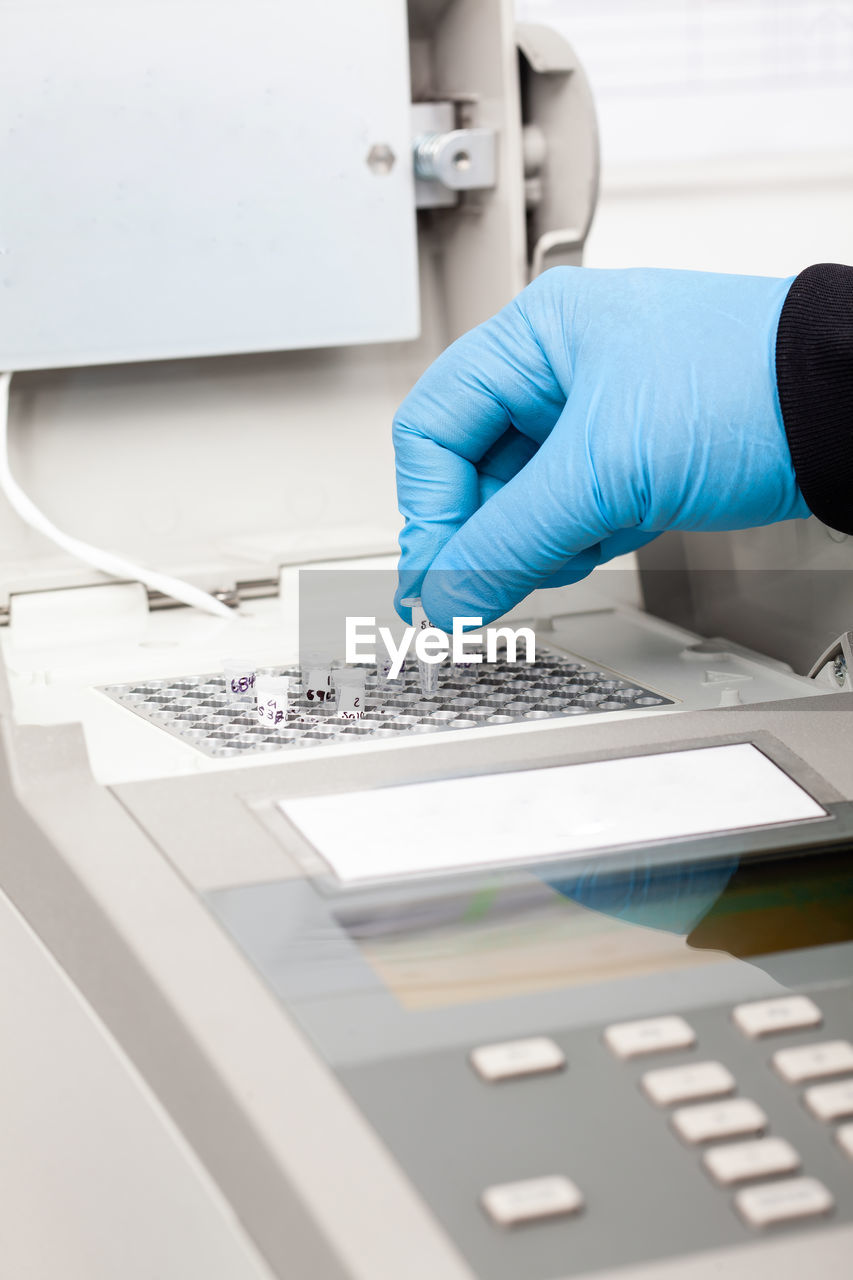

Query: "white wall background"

xmin=516 ymin=0 xmax=853 ymax=276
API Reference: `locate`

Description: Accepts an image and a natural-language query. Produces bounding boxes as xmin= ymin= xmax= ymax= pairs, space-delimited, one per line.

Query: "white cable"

xmin=0 ymin=370 xmax=234 ymax=620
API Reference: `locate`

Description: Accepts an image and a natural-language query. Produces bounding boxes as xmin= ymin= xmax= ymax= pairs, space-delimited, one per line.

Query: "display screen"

xmin=339 ymin=850 xmax=853 ymax=1011
xmin=282 ymin=744 xmax=826 ymax=885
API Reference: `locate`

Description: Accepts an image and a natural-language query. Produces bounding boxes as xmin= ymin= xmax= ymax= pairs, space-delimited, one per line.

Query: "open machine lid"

xmin=0 ymin=4 xmax=601 ymax=613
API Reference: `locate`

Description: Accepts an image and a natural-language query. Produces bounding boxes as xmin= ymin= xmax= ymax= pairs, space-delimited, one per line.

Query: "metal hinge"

xmin=807 ymin=632 xmax=853 ymax=691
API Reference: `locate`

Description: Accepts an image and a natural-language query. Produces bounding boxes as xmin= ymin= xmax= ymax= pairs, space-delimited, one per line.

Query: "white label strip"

xmin=278 ymin=743 xmax=826 ymax=885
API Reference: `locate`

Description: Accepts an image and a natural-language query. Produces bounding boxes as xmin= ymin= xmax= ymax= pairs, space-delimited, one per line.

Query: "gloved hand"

xmin=393 ymin=266 xmax=809 ymax=629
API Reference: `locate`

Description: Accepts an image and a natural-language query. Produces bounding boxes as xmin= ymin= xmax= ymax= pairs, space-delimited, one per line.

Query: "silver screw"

xmin=366 ymin=143 xmax=396 ymax=175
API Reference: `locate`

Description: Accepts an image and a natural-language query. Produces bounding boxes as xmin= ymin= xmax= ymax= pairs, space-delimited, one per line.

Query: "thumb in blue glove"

xmin=393 ymin=267 xmax=809 ymax=630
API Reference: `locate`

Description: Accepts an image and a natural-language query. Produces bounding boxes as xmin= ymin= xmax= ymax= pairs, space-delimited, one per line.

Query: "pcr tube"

xmin=302 ymin=653 xmax=334 ymax=706
xmin=223 ymin=656 xmax=257 ymax=701
xmin=256 ymin=675 xmax=290 ymax=728
xmin=376 ymin=651 xmax=396 ymax=684
xmin=334 ymin=668 xmax=367 ymax=719
xmin=401 ymin=595 xmax=439 ymax=696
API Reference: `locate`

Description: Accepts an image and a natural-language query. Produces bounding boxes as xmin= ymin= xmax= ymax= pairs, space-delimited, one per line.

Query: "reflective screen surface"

xmin=336 ymin=849 xmax=853 ymax=1010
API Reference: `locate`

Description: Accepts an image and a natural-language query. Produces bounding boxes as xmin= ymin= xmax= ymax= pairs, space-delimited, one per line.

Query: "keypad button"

xmin=642 ymin=1061 xmax=735 ymax=1107
xmin=836 ymin=1123 xmax=853 ymax=1160
xmin=470 ymin=1037 xmax=565 ymax=1083
xmin=703 ymin=1137 xmax=800 ymax=1186
xmin=604 ymin=1015 xmax=696 ymax=1059
xmin=672 ymin=1098 xmax=767 ymax=1145
xmin=772 ymin=1040 xmax=853 ymax=1084
xmin=734 ymin=1176 xmax=834 ymax=1228
xmin=481 ymin=1175 xmax=584 ymax=1226
xmin=804 ymin=1079 xmax=853 ymax=1122
xmin=732 ymin=995 xmax=822 ymax=1039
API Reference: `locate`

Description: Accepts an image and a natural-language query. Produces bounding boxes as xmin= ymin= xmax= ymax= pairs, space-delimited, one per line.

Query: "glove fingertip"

xmin=422 ymin=569 xmax=513 ymax=632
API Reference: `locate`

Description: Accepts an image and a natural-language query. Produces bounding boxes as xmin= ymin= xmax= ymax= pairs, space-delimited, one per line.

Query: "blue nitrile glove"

xmin=393 ymin=267 xmax=809 ymax=629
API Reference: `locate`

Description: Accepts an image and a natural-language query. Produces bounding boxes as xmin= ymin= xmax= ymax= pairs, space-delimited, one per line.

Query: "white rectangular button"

xmin=604 ymin=1015 xmax=696 ymax=1059
xmin=732 ymin=996 xmax=821 ymax=1039
xmin=703 ymin=1137 xmax=800 ymax=1186
xmin=734 ymin=1176 xmax=834 ymax=1228
xmin=642 ymin=1061 xmax=735 ymax=1107
xmin=804 ymin=1078 xmax=853 ymax=1122
xmin=481 ymin=1175 xmax=584 ymax=1226
xmin=772 ymin=1040 xmax=853 ymax=1084
xmin=836 ymin=1123 xmax=853 ymax=1160
xmin=672 ymin=1098 xmax=767 ymax=1145
xmin=470 ymin=1037 xmax=565 ymax=1083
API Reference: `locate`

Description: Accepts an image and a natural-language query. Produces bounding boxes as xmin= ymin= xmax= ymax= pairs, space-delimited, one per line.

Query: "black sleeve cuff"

xmin=775 ymin=262 xmax=853 ymax=535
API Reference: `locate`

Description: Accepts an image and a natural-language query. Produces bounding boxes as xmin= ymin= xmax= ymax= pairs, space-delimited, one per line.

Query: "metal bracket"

xmin=411 ymin=101 xmax=496 ymax=209
xmin=807 ymin=631 xmax=853 ymax=691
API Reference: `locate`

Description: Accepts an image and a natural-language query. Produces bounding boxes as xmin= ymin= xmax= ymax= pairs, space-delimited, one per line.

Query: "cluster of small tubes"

xmin=223 ymin=657 xmax=372 ymax=728
xmin=105 ymin=598 xmax=671 ymax=758
xmin=224 ymin=597 xmax=439 ymax=731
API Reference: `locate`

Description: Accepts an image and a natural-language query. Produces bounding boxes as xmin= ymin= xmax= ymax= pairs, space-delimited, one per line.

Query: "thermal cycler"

xmin=1 ymin=4 xmax=851 ymax=1279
